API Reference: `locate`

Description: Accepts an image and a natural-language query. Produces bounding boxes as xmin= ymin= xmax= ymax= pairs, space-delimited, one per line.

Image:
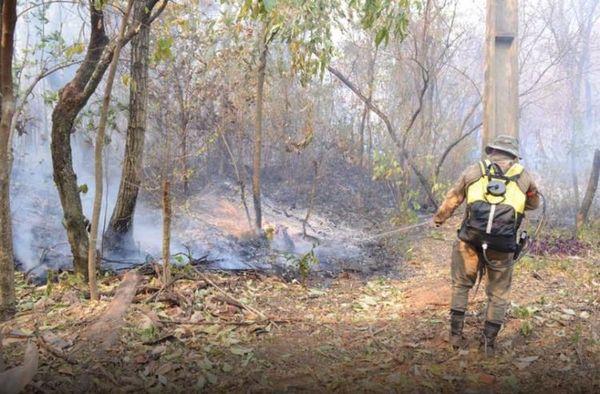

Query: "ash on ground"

xmin=139 ymin=182 xmax=407 ymax=281
xmin=13 ymin=177 xmax=408 ymax=283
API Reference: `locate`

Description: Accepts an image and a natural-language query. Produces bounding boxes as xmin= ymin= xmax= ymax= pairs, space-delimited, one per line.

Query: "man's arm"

xmin=433 ymin=165 xmax=477 ymax=225
xmin=523 ymin=171 xmax=540 ymax=211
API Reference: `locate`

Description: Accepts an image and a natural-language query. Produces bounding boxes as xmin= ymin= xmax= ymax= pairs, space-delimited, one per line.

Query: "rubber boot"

xmin=480 ymin=321 xmax=501 ymax=357
xmin=449 ymin=310 xmax=466 ymax=349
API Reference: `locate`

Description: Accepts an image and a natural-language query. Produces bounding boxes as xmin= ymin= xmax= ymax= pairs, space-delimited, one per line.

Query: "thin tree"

xmin=252 ymin=26 xmax=268 ymax=232
xmin=0 ymin=0 xmax=18 ymax=320
xmin=358 ymin=44 xmax=378 ymax=167
xmin=88 ymin=0 xmax=135 ymax=301
xmin=162 ymin=179 xmax=171 ymax=285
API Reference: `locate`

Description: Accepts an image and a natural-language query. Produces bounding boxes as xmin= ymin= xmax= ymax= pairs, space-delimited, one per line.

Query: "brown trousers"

xmin=450 ymin=240 xmax=514 ymax=325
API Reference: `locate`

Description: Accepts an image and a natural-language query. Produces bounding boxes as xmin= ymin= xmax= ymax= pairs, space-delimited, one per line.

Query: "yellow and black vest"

xmin=458 ymin=160 xmax=526 ymax=252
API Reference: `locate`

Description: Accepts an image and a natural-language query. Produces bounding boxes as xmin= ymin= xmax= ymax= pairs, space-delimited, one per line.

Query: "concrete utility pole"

xmin=483 ymin=0 xmax=519 ymax=152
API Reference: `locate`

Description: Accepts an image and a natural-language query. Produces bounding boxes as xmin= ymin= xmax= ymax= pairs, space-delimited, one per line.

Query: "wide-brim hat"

xmin=485 ymin=134 xmax=520 ymax=158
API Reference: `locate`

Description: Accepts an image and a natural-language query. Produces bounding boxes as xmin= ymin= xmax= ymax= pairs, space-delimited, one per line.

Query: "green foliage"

xmin=372 ymin=151 xmax=419 ymax=222
xmin=231 ymin=0 xmax=342 ymax=85
xmin=218 ymin=0 xmax=414 ymax=87
xmin=512 ymin=305 xmax=534 ymax=319
xmin=297 ymin=249 xmax=318 ymax=281
xmin=64 ymin=42 xmax=86 ymax=60
xmin=520 ymin=321 xmax=533 ymax=337
xmin=282 ymin=248 xmax=318 ymax=281
xmin=140 ymin=325 xmax=160 ymax=342
xmin=372 ymin=151 xmax=403 ymax=181
xmin=42 ymin=90 xmax=59 ymax=106
xmin=349 ymin=0 xmax=415 ymax=47
xmin=46 ymin=269 xmax=56 ymax=296
xmin=153 ymin=36 xmax=175 ymax=64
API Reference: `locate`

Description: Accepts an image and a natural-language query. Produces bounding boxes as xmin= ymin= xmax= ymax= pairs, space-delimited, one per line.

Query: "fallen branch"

xmin=0 ymin=342 xmax=38 ymax=394
xmin=214 ymin=294 xmax=245 ymax=310
xmin=37 ymin=335 xmax=77 ymax=365
xmin=77 ymin=270 xmax=141 ymax=351
xmin=142 ymin=334 xmax=177 ymax=345
xmin=143 ymin=276 xmax=179 ymax=304
xmin=159 ymin=319 xmax=257 ymax=326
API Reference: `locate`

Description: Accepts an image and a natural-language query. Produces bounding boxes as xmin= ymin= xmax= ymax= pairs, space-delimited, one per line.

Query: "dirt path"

xmin=1 ymin=222 xmax=599 ymax=393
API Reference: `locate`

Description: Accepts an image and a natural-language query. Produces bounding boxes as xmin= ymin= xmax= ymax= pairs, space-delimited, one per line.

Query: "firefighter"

xmin=433 ymin=135 xmax=540 ymax=356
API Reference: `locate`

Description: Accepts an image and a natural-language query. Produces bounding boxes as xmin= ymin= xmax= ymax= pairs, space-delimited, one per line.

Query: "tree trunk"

xmin=253 ymin=31 xmax=268 ymax=232
xmin=222 ymin=132 xmax=252 ymax=229
xmin=51 ymin=2 xmax=108 ymax=278
xmin=576 ymin=149 xmax=600 ymax=230
xmin=173 ymin=74 xmax=190 ymax=196
xmin=358 ymin=46 xmax=377 ymax=168
xmin=162 ymin=180 xmax=171 ymax=285
xmin=88 ymin=0 xmax=134 ymax=301
xmin=0 ymin=0 xmax=17 ymax=320
xmin=181 ymin=127 xmax=189 ymax=196
xmin=303 ymin=160 xmax=319 ymax=238
xmin=50 ymin=0 xmax=164 ymax=277
xmin=105 ymin=0 xmax=152 ymax=252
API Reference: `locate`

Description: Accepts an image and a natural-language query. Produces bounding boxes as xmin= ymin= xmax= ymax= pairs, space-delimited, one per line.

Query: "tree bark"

xmin=303 ymin=160 xmax=319 ymax=238
xmin=88 ymin=0 xmax=134 ymax=301
xmin=51 ymin=2 xmax=108 ymax=278
xmin=0 ymin=0 xmax=17 ymax=320
xmin=50 ymin=0 xmax=164 ymax=277
xmin=576 ymin=149 xmax=600 ymax=230
xmin=162 ymin=180 xmax=171 ymax=285
xmin=105 ymin=0 xmax=153 ymax=252
xmin=253 ymin=31 xmax=268 ymax=232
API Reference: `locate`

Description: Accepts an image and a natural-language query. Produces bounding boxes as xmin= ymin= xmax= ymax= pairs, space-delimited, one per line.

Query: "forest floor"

xmin=1 ymin=218 xmax=599 ymax=393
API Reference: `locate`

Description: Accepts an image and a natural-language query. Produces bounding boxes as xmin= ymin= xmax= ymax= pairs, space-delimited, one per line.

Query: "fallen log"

xmin=0 ymin=342 xmax=39 ymax=394
xmin=77 ymin=270 xmax=141 ymax=351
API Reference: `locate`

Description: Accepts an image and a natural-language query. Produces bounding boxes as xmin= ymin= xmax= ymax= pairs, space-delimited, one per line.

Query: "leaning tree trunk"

xmin=51 ymin=4 xmax=109 ymax=278
xmin=105 ymin=0 xmax=152 ymax=252
xmin=252 ymin=31 xmax=268 ymax=232
xmin=0 ymin=0 xmax=17 ymax=321
xmin=50 ymin=0 xmax=164 ymax=277
xmin=576 ymin=149 xmax=600 ymax=231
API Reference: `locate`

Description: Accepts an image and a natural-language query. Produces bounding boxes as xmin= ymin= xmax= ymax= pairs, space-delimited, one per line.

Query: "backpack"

xmin=458 ymin=160 xmax=527 ymax=252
